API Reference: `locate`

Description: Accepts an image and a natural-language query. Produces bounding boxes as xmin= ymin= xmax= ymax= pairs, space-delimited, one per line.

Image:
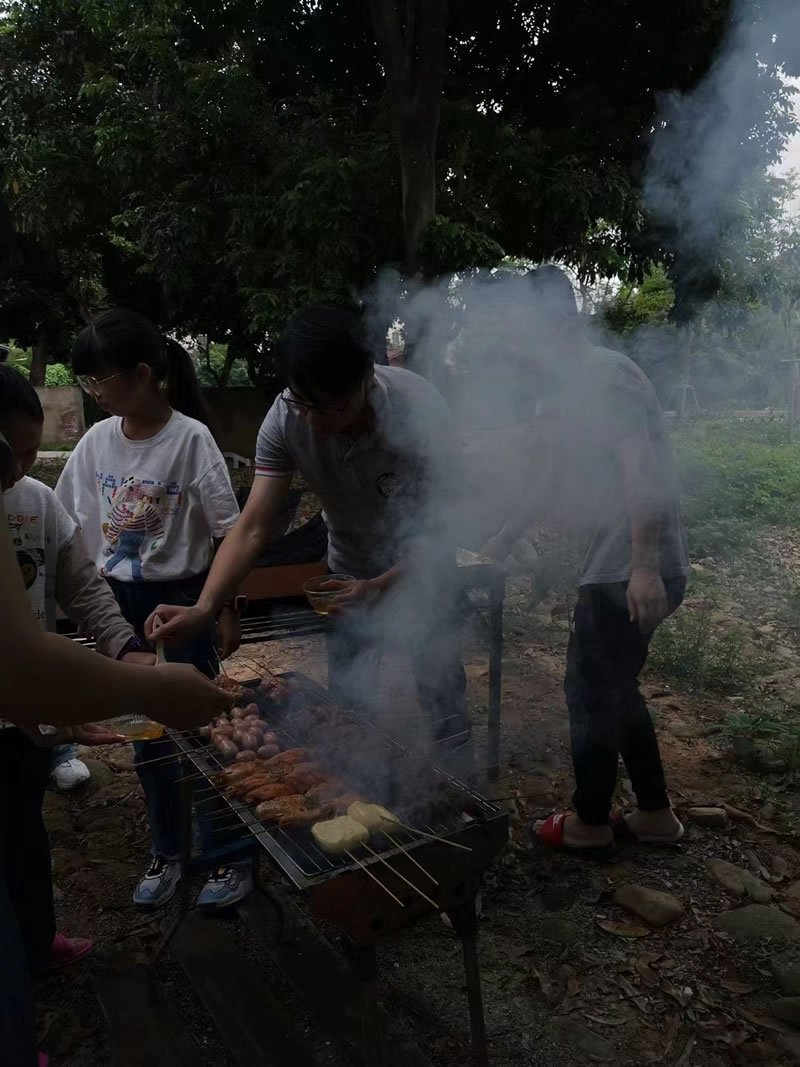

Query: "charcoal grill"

xmin=165 ymin=673 xmax=509 ymax=1066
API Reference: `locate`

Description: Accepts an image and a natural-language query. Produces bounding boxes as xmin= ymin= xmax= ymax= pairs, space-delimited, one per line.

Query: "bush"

xmin=194 ymin=344 xmax=250 ymax=388
xmin=43 ymin=363 xmax=75 ymax=387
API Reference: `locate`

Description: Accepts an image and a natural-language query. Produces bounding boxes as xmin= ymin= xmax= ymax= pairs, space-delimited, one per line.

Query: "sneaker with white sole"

xmin=51 ymin=758 xmax=91 ymax=792
xmin=196 ymin=863 xmax=254 ymax=911
xmin=133 ymin=856 xmax=181 ymax=909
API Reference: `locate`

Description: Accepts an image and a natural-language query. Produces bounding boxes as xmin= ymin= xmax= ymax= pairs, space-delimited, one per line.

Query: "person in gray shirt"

xmin=484 ymin=266 xmax=688 ymax=855
xmin=148 ymin=307 xmax=468 ymax=754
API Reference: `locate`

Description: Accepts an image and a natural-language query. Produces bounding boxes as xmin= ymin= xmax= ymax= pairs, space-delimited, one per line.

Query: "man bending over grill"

xmin=145 ymin=307 xmax=469 ymax=764
xmin=483 ymin=266 xmax=689 ymax=855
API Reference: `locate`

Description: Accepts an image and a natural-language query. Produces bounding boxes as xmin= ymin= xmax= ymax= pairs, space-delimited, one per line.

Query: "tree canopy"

xmin=1 ymin=0 xmax=797 ymax=383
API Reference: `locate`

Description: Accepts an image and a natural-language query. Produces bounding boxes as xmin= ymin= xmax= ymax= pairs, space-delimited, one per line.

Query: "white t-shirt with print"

xmin=4 ymin=476 xmax=76 ymax=629
xmin=55 ymin=411 xmax=239 ymax=582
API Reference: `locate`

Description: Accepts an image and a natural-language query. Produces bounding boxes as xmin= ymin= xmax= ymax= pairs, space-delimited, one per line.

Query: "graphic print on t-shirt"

xmin=6 ymin=509 xmax=48 ymax=621
xmin=97 ymin=473 xmax=181 ymax=580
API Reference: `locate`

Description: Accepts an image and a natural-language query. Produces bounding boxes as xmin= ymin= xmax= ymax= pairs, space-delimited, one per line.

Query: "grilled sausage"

xmin=257 ymin=744 xmax=280 ymax=760
xmin=215 ymin=738 xmax=238 ymax=762
xmin=235 ymin=750 xmax=257 ymax=763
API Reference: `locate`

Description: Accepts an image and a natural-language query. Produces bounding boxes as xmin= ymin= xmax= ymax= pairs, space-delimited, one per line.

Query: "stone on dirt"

xmin=540 ymin=915 xmax=579 ymax=946
xmin=713 ymin=904 xmax=798 ymax=942
xmin=50 ymin=847 xmax=84 ymax=882
xmin=772 ymin=997 xmax=800 ymax=1029
xmin=688 ymin=806 xmax=728 ymax=829
xmin=772 ymin=954 xmax=800 ymax=996
xmin=549 ymin=1016 xmax=613 ymax=1059
xmin=81 ymin=759 xmax=116 ymax=791
xmin=613 ymin=885 xmax=685 ymax=927
xmin=706 ymin=857 xmax=772 ymax=904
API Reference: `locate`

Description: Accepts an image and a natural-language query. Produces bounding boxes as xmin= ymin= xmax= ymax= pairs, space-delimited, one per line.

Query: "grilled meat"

xmin=254 ymin=795 xmax=307 ymax=822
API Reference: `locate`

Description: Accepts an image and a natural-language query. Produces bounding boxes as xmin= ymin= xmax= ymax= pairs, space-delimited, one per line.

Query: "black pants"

xmin=565 ymin=577 xmax=686 ymax=826
xmin=0 ymin=729 xmax=54 ymax=1067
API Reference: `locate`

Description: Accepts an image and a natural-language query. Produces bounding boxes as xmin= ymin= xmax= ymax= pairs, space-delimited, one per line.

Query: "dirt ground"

xmin=33 ymin=553 xmax=800 ymax=1067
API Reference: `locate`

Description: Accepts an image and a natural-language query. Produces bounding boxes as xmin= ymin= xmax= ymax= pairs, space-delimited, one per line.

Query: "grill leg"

xmin=342 ymin=939 xmax=381 ymax=1066
xmin=487 ymin=575 xmax=504 ymax=782
xmin=446 ymin=895 xmax=489 ymax=1067
xmin=149 ymin=766 xmax=194 ymax=966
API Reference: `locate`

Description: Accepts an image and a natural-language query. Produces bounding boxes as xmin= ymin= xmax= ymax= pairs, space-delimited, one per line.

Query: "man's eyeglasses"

xmin=77 ymin=371 xmax=124 ymax=396
xmin=281 ymin=387 xmax=358 ymax=415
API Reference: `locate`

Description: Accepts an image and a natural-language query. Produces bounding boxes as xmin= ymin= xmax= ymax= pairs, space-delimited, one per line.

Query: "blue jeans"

xmin=106 ymin=574 xmax=240 ymax=862
xmin=51 ymin=742 xmax=78 ymax=770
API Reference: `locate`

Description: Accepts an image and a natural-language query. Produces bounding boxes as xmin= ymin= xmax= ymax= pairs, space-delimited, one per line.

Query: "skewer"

xmin=363 ymin=844 xmax=439 ymax=908
xmin=382 ymin=831 xmax=439 ymax=886
xmin=133 ymin=744 xmax=216 ymax=769
xmin=344 ymin=849 xmax=405 ymax=908
xmin=211 ymin=658 xmax=231 ymax=679
xmin=390 ymin=817 xmax=472 ymax=852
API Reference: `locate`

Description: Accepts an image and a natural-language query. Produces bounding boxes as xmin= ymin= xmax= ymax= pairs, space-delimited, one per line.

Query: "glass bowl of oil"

xmin=303 ymin=574 xmax=355 ymax=616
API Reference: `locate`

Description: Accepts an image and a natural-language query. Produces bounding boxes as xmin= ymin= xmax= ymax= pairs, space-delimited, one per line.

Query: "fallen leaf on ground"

xmin=720 ymin=979 xmax=756 ymax=995
xmin=617 ymin=975 xmax=638 ymax=999
xmin=566 ymin=975 xmax=581 ymax=996
xmin=635 ymin=959 xmax=660 ymax=988
xmin=697 ymin=983 xmax=722 ymax=1009
xmin=531 ymin=963 xmax=561 ymax=1005
xmin=584 ymin=1013 xmax=628 ymax=1027
xmin=674 ymin=1034 xmax=696 ymax=1067
xmin=662 ymin=1013 xmax=681 ymax=1056
xmin=597 ymin=919 xmax=651 ymax=938
xmin=738 ymin=1008 xmax=791 ymax=1034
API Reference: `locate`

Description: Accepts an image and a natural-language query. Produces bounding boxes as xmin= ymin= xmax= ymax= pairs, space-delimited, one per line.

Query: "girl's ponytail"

xmin=164 ymin=338 xmax=213 ymax=433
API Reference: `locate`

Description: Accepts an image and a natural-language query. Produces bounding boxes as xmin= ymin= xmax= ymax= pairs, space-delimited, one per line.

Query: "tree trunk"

xmin=29 ymin=330 xmax=49 ymax=386
xmin=369 ymin=0 xmax=448 ymax=275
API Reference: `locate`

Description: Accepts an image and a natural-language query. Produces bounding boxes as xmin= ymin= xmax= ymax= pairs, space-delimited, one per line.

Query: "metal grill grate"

xmin=170 ymin=672 xmax=502 ymax=891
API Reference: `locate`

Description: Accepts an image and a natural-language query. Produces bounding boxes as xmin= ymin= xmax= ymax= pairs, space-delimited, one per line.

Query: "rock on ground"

xmin=540 ymin=915 xmax=579 ymax=946
xmin=549 ymin=1017 xmax=612 ymax=1059
xmin=613 ymin=885 xmax=685 ymax=927
xmin=80 ymin=758 xmax=117 ymax=791
xmin=706 ymin=857 xmax=772 ymax=904
xmin=713 ymin=904 xmax=798 ymax=942
xmin=773 ymin=954 xmax=800 ymax=996
xmin=688 ymin=806 xmax=728 ymax=829
xmin=772 ymin=997 xmax=800 ymax=1029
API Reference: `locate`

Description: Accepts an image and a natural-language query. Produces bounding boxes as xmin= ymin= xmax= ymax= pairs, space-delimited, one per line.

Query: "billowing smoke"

xmin=339 ymin=0 xmax=799 ymax=774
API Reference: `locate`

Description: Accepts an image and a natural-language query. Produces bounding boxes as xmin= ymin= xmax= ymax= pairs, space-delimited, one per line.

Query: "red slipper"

xmin=48 ymin=933 xmax=94 ymax=970
xmin=610 ymin=812 xmax=685 ymax=846
xmin=532 ymin=813 xmax=616 ymax=860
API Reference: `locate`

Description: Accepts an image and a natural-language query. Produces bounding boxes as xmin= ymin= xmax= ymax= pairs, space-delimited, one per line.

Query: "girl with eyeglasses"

xmin=55 ymin=308 xmax=252 ymax=914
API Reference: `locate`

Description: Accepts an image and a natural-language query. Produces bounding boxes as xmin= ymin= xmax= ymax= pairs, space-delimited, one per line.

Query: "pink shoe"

xmin=49 ymin=933 xmax=94 ymax=970
xmin=39 ymin=1055 xmax=49 ymax=1066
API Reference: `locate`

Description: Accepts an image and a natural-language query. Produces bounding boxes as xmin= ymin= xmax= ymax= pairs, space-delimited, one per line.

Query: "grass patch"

xmin=648 ymin=604 xmax=769 ymax=694
xmin=674 ymin=419 xmax=800 ymax=529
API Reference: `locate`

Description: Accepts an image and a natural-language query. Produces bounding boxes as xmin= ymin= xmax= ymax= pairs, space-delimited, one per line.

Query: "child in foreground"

xmin=0 ymin=364 xmax=155 ymax=983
